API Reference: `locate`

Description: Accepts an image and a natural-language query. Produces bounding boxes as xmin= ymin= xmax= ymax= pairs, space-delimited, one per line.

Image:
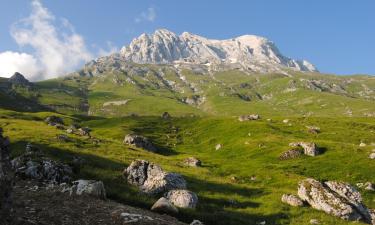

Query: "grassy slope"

xmin=1 ymin=108 xmax=374 ymax=225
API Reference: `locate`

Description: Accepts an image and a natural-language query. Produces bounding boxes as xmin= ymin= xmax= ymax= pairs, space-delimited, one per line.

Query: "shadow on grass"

xmin=11 ymin=141 xmax=288 ymax=225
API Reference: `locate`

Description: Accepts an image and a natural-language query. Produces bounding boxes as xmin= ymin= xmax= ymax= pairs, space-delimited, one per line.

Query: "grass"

xmin=1 ymin=110 xmax=374 ymax=225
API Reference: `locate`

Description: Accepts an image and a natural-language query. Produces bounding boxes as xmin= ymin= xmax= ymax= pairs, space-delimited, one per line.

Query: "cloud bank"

xmin=0 ymin=0 xmax=92 ymax=80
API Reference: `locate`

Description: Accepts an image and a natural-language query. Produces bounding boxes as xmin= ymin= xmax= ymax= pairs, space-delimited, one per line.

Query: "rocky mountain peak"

xmin=8 ymin=72 xmax=31 ymax=86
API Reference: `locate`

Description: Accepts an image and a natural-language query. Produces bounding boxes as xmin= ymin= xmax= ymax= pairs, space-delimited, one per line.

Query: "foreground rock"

xmin=238 ymin=114 xmax=260 ymax=121
xmin=151 ymin=197 xmax=178 ymax=214
xmin=281 ymin=194 xmax=303 ymax=207
xmin=183 ymin=157 xmax=202 ymax=167
xmin=124 ymin=160 xmax=186 ymax=195
xmin=0 ymin=127 xmax=13 ymax=221
xmin=166 ymin=190 xmax=198 ymax=209
xmin=123 ymin=134 xmax=157 ymax=152
xmin=289 ymin=142 xmax=320 ymax=156
xmin=11 ymin=143 xmax=72 ymax=184
xmin=298 ymin=178 xmax=373 ymax=223
xmin=69 ymin=180 xmax=106 ymax=199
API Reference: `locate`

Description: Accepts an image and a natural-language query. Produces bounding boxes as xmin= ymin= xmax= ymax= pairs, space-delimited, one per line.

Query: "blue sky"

xmin=0 ymin=0 xmax=374 ymax=79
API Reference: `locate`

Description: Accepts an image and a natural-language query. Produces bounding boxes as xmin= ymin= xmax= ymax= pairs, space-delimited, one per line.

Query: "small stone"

xmin=310 ymin=219 xmax=320 ymax=224
xmin=184 ymin=157 xmax=201 ymax=167
xmin=190 ymin=220 xmax=204 ymax=225
xmin=359 ymin=142 xmax=367 ymax=147
xmin=369 ymin=152 xmax=375 ymax=159
xmin=215 ymin=144 xmax=222 ymax=150
xmin=283 ymin=119 xmax=289 ymax=123
xmin=166 ymin=189 xmax=198 ymax=208
xmin=281 ymin=194 xmax=304 ymax=207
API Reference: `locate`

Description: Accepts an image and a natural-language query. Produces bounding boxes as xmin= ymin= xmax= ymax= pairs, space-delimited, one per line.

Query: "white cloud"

xmin=0 ymin=0 xmax=93 ymax=80
xmin=0 ymin=51 xmax=40 ymax=78
xmin=135 ymin=7 xmax=156 ymax=23
xmin=97 ymin=41 xmax=119 ymax=57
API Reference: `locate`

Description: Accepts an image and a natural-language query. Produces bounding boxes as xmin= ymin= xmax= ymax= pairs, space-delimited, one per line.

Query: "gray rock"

xmin=369 ymin=153 xmax=375 ymax=159
xmin=309 ymin=219 xmax=320 ymax=224
xmin=124 ymin=160 xmax=187 ymax=195
xmin=78 ymin=127 xmax=91 ymax=136
xmin=298 ymin=178 xmax=373 ymax=223
xmin=166 ymin=189 xmax=198 ymax=208
xmin=289 ymin=142 xmax=319 ymax=156
xmin=215 ymin=144 xmax=222 ymax=150
xmin=281 ymin=194 xmax=303 ymax=207
xmin=190 ymin=220 xmax=204 ymax=225
xmin=123 ymin=134 xmax=157 ymax=152
xmin=161 ymin=112 xmax=171 ymax=119
xmin=70 ymin=180 xmax=106 ymax=199
xmin=238 ymin=114 xmax=260 ymax=121
xmin=56 ymin=134 xmax=70 ymax=142
xmin=279 ymin=149 xmax=303 ymax=160
xmin=151 ymin=197 xmax=178 ymax=214
xmin=184 ymin=157 xmax=202 ymax=167
xmin=45 ymin=116 xmax=64 ymax=126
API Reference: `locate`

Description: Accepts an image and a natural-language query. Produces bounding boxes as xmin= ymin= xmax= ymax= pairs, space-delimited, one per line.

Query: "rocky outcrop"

xmin=45 ymin=116 xmax=64 ymax=126
xmin=183 ymin=157 xmax=202 ymax=167
xmin=0 ymin=127 xmax=13 ymax=221
xmin=297 ymin=178 xmax=374 ymax=224
xmin=238 ymin=114 xmax=260 ymax=121
xmin=281 ymin=194 xmax=303 ymax=207
xmin=165 ymin=190 xmax=198 ymax=209
xmin=289 ymin=142 xmax=319 ymax=156
xmin=123 ymin=134 xmax=157 ymax=152
xmin=12 ymin=143 xmax=72 ymax=184
xmin=151 ymin=197 xmax=178 ymax=214
xmin=69 ymin=180 xmax=106 ymax=199
xmin=123 ymin=160 xmax=186 ymax=195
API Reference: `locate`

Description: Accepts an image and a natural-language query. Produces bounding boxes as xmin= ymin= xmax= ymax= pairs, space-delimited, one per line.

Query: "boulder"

xmin=289 ymin=142 xmax=319 ymax=156
xmin=298 ymin=178 xmax=373 ymax=223
xmin=166 ymin=189 xmax=198 ymax=208
xmin=70 ymin=180 xmax=106 ymax=199
xmin=238 ymin=114 xmax=260 ymax=121
xmin=151 ymin=197 xmax=178 ymax=214
xmin=281 ymin=194 xmax=304 ymax=207
xmin=45 ymin=116 xmax=64 ymax=126
xmin=123 ymin=160 xmax=186 ymax=195
xmin=0 ymin=128 xmax=13 ymax=220
xmin=184 ymin=157 xmax=202 ymax=167
xmin=123 ymin=134 xmax=157 ymax=152
xmin=279 ymin=149 xmax=303 ymax=160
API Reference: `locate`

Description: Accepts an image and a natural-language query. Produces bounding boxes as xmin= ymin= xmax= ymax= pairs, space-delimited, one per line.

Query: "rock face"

xmin=12 ymin=143 xmax=72 ymax=184
xmin=70 ymin=180 xmax=106 ymax=199
xmin=117 ymin=29 xmax=317 ymax=73
xmin=151 ymin=197 xmax=178 ymax=214
xmin=0 ymin=127 xmax=13 ymax=220
xmin=238 ymin=114 xmax=260 ymax=121
xmin=297 ymin=178 xmax=373 ymax=223
xmin=183 ymin=157 xmax=202 ymax=167
xmin=166 ymin=189 xmax=198 ymax=209
xmin=289 ymin=142 xmax=319 ymax=156
xmin=124 ymin=160 xmax=187 ymax=195
xmin=281 ymin=194 xmax=304 ymax=207
xmin=123 ymin=134 xmax=157 ymax=152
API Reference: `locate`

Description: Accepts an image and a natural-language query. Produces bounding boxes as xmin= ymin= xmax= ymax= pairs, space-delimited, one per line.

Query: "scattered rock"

xmin=283 ymin=119 xmax=289 ymax=124
xmin=56 ymin=134 xmax=70 ymax=142
xmin=190 ymin=220 xmax=204 ymax=225
xmin=298 ymin=178 xmax=373 ymax=223
xmin=369 ymin=152 xmax=375 ymax=159
xmin=183 ymin=157 xmax=201 ymax=167
xmin=123 ymin=134 xmax=157 ymax=152
xmin=162 ymin=112 xmax=171 ymax=120
xmin=70 ymin=180 xmax=106 ymax=199
xmin=310 ymin=219 xmax=320 ymax=224
xmin=306 ymin=126 xmax=320 ymax=134
xmin=364 ymin=182 xmax=375 ymax=191
xmin=215 ymin=144 xmax=222 ymax=150
xmin=0 ymin=127 xmax=13 ymax=221
xmin=45 ymin=116 xmax=64 ymax=126
xmin=78 ymin=127 xmax=91 ymax=137
xmin=281 ymin=194 xmax=304 ymax=207
xmin=166 ymin=189 xmax=198 ymax=208
xmin=238 ymin=114 xmax=260 ymax=121
xmin=151 ymin=197 xmax=178 ymax=214
xmin=360 ymin=142 xmax=367 ymax=147
xmin=124 ymin=160 xmax=187 ymax=195
xmin=111 ymin=210 xmax=154 ymax=224
xmin=289 ymin=142 xmax=319 ymax=156
xmin=279 ymin=149 xmax=303 ymax=160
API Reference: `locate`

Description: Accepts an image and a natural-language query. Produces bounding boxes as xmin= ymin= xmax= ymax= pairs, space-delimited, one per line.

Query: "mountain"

xmin=88 ymin=29 xmax=317 ymax=74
